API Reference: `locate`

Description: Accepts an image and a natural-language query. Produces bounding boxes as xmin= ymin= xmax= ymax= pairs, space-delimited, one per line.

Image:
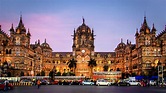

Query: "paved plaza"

xmin=0 ymin=85 xmax=166 ymax=93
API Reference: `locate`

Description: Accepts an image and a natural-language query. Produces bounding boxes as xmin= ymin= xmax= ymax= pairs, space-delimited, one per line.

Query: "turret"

xmin=140 ymin=17 xmax=150 ymax=34
xmin=151 ymin=23 xmax=156 ymax=34
xmin=16 ymin=15 xmax=26 ymax=34
xmin=135 ymin=28 xmax=139 ymax=37
xmin=9 ymin=24 xmax=15 ymax=34
xmin=27 ymin=29 xmax=31 ymax=37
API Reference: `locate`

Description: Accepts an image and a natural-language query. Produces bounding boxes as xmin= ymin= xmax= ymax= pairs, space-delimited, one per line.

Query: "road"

xmin=1 ymin=85 xmax=166 ymax=93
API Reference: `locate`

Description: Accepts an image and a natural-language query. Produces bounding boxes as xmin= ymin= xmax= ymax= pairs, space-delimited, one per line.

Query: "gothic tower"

xmin=72 ymin=18 xmax=95 ymax=77
xmin=10 ymin=16 xmax=31 ymax=47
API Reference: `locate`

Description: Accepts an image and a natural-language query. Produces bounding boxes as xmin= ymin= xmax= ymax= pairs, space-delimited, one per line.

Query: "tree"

xmin=41 ymin=70 xmax=45 ymax=76
xmin=49 ymin=66 xmax=57 ymax=80
xmin=116 ymin=68 xmax=120 ymax=71
xmin=7 ymin=72 xmax=11 ymax=77
xmin=62 ymin=72 xmax=67 ymax=76
xmin=67 ymin=58 xmax=77 ymax=73
xmin=88 ymin=58 xmax=97 ymax=78
xmin=37 ymin=73 xmax=40 ymax=76
xmin=49 ymin=71 xmax=53 ymax=79
xmin=20 ymin=71 xmax=24 ymax=76
xmin=56 ymin=72 xmax=61 ymax=76
xmin=103 ymin=65 xmax=109 ymax=71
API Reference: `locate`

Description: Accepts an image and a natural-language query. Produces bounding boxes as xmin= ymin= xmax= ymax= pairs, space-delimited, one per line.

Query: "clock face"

xmin=81 ymin=49 xmax=85 ymax=53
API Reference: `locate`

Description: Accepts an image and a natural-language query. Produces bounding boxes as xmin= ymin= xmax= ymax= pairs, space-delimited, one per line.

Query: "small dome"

xmin=41 ymin=39 xmax=52 ymax=50
xmin=41 ymin=42 xmax=50 ymax=47
xmin=117 ymin=42 xmax=125 ymax=49
xmin=116 ymin=39 xmax=126 ymax=49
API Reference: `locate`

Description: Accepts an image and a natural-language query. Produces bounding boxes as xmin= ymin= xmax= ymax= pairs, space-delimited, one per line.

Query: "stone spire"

xmin=151 ymin=23 xmax=156 ymax=34
xmin=18 ymin=15 xmax=24 ymax=28
xmin=10 ymin=24 xmax=14 ymax=32
xmin=27 ymin=28 xmax=31 ymax=37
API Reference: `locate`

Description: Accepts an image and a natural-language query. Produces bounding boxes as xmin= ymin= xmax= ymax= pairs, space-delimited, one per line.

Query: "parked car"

xmin=70 ymin=80 xmax=82 ymax=85
xmin=149 ymin=80 xmax=156 ymax=86
xmin=96 ymin=79 xmax=111 ymax=86
xmin=0 ymin=80 xmax=14 ymax=90
xmin=159 ymin=81 xmax=166 ymax=86
xmin=40 ymin=79 xmax=51 ymax=85
xmin=82 ymin=80 xmax=94 ymax=85
xmin=20 ymin=79 xmax=33 ymax=85
xmin=126 ymin=80 xmax=140 ymax=86
xmin=116 ymin=80 xmax=130 ymax=86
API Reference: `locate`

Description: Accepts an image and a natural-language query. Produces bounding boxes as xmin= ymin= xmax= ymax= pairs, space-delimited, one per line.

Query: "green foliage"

xmin=67 ymin=58 xmax=77 ymax=70
xmin=41 ymin=70 xmax=45 ymax=76
xmin=49 ymin=71 xmax=53 ymax=78
xmin=20 ymin=71 xmax=24 ymax=76
xmin=37 ymin=73 xmax=40 ymax=76
xmin=103 ymin=65 xmax=109 ymax=71
xmin=62 ymin=72 xmax=67 ymax=76
xmin=56 ymin=72 xmax=61 ymax=76
xmin=7 ymin=72 xmax=11 ymax=77
xmin=88 ymin=58 xmax=97 ymax=68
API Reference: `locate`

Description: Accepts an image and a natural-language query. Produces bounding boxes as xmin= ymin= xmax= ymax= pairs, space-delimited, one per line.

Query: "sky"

xmin=0 ymin=0 xmax=166 ymax=52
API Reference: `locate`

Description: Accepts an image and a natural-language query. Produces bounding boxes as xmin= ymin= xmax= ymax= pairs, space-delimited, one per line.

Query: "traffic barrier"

xmin=11 ymin=82 xmax=33 ymax=86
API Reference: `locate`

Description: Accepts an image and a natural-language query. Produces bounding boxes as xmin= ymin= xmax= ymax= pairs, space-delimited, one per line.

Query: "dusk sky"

xmin=0 ymin=0 xmax=166 ymax=52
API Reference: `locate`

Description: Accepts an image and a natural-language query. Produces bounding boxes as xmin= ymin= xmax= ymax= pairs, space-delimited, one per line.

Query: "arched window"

xmin=9 ymin=49 xmax=12 ymax=54
xmin=6 ymin=49 xmax=8 ymax=54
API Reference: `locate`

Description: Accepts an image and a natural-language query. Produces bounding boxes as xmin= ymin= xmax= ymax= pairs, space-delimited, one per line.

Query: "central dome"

xmin=76 ymin=18 xmax=92 ymax=34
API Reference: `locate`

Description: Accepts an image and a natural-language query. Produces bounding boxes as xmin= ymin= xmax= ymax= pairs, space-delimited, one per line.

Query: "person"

xmin=4 ymin=79 xmax=9 ymax=91
xmin=37 ymin=79 xmax=41 ymax=89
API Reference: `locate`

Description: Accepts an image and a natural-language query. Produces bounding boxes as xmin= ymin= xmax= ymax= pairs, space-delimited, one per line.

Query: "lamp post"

xmin=158 ymin=62 xmax=163 ymax=85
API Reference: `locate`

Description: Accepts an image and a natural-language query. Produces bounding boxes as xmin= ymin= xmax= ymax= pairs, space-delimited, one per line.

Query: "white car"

xmin=149 ymin=80 xmax=156 ymax=86
xmin=96 ymin=79 xmax=111 ymax=86
xmin=82 ymin=80 xmax=94 ymax=85
xmin=126 ymin=80 xmax=140 ymax=86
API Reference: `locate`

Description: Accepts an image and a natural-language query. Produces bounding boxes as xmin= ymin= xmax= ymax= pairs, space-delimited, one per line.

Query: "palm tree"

xmin=67 ymin=58 xmax=77 ymax=73
xmin=103 ymin=65 xmax=109 ymax=71
xmin=88 ymin=58 xmax=97 ymax=78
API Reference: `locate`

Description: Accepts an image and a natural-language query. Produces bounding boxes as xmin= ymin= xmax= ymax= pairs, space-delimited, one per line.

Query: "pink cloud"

xmin=25 ymin=14 xmax=74 ymax=52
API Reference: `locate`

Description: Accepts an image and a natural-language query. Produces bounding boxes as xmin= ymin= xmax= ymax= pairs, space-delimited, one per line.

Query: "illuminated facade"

xmin=0 ymin=16 xmax=166 ymax=77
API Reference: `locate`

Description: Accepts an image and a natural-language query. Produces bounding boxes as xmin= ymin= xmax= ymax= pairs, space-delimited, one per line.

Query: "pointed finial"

xmin=135 ymin=28 xmax=139 ymax=36
xmin=35 ymin=41 xmax=37 ymax=44
xmin=20 ymin=13 xmax=22 ymax=21
xmin=127 ymin=39 xmax=129 ymax=44
xmin=121 ymin=38 xmax=123 ymax=43
xmin=38 ymin=39 xmax=40 ymax=45
xmin=144 ymin=16 xmax=146 ymax=22
xmin=144 ymin=11 xmax=146 ymax=18
xmin=18 ymin=14 xmax=24 ymax=27
xmin=27 ymin=28 xmax=31 ymax=36
xmin=44 ymin=38 xmax=46 ymax=43
xmin=152 ymin=23 xmax=154 ymax=29
xmin=0 ymin=25 xmax=1 ymax=31
xmin=82 ymin=17 xmax=85 ymax=24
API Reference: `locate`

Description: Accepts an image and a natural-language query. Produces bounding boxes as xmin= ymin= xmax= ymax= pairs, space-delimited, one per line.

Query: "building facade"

xmin=0 ymin=16 xmax=166 ymax=77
